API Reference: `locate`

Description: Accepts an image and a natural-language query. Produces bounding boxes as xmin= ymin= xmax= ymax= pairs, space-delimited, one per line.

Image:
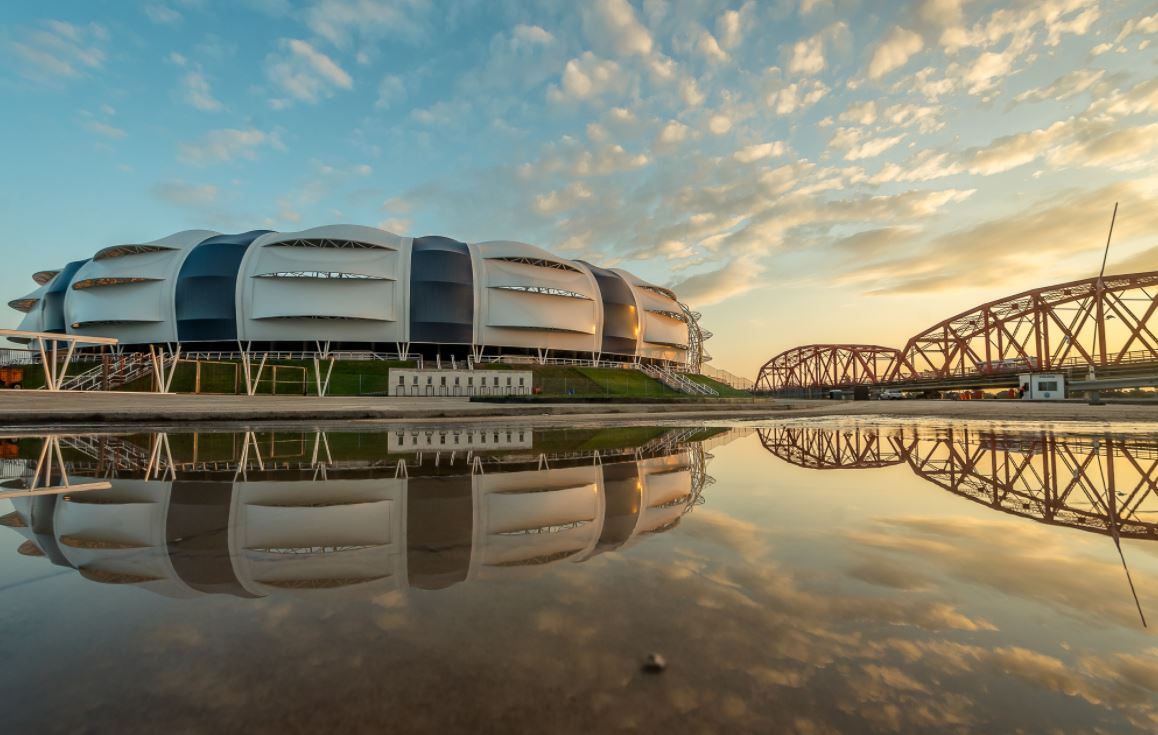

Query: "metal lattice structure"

xmin=758 ymin=424 xmax=903 ymax=469
xmin=894 ymin=272 xmax=1158 ymax=379
xmin=756 ymin=271 xmax=1158 ymax=390
xmin=755 ymin=344 xmax=904 ymax=391
xmin=758 ymin=424 xmax=1158 ymax=539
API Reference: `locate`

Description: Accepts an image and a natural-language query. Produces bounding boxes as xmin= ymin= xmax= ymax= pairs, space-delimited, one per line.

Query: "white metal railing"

xmin=181 ymin=350 xmax=422 ymax=365
xmin=60 ymin=354 xmax=154 ymax=391
xmin=469 ymin=354 xmax=643 ymax=370
xmin=639 ymin=364 xmax=718 ymax=396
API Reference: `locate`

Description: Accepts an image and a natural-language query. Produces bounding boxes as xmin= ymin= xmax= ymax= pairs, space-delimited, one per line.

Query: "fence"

xmin=699 ymin=363 xmax=754 ymax=390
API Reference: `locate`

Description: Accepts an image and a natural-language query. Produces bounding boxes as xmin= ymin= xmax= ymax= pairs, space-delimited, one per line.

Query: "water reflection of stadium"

xmin=759 ymin=424 xmax=1158 ymax=539
xmin=0 ymin=427 xmax=719 ymax=597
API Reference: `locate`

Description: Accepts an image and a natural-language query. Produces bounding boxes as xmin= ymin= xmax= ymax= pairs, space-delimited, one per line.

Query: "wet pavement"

xmin=1 ymin=420 xmax=1156 ymax=733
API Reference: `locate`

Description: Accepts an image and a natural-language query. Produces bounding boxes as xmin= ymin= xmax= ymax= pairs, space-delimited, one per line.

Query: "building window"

xmin=440 ymin=376 xmax=446 ymax=386
xmin=519 ymin=377 xmax=525 ymax=386
xmin=493 ymin=377 xmax=499 ymax=386
xmin=398 ymin=375 xmax=404 ymax=385
xmin=1039 ymin=380 xmax=1058 ymax=391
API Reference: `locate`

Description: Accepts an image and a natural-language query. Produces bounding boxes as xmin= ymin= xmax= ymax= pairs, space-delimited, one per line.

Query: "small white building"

xmin=1019 ymin=372 xmax=1065 ymax=400
xmin=389 ymin=368 xmax=532 ymax=397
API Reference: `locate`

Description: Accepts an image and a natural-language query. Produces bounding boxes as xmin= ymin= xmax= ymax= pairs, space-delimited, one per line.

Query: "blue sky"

xmin=2 ymin=0 xmax=1156 ymax=376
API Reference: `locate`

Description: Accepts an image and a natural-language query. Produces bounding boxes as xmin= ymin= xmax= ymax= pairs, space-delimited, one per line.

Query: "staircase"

xmin=60 ymin=354 xmax=153 ymax=392
xmin=638 ymin=364 xmax=719 ymax=396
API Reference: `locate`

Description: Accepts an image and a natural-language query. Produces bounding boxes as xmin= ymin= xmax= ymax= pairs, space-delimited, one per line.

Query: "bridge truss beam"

xmin=755 ymin=344 xmax=907 ymax=392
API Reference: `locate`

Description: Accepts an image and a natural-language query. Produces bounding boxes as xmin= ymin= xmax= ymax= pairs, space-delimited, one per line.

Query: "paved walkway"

xmin=0 ymin=391 xmax=790 ymax=427
xmin=3 ymin=391 xmax=1158 ymax=428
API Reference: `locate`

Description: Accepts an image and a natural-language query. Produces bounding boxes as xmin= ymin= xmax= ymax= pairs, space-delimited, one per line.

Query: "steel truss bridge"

xmin=758 ymin=424 xmax=1158 ymax=540
xmin=756 ymin=271 xmax=1158 ymax=393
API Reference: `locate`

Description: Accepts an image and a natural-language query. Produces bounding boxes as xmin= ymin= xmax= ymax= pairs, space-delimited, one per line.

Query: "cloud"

xmin=915 ymin=0 xmax=965 ymax=29
xmin=716 ymin=4 xmax=751 ymax=50
xmin=680 ymin=77 xmax=706 ymax=107
xmin=708 ymin=114 xmax=733 ymax=135
xmin=789 ymin=35 xmax=826 ymax=76
xmin=144 ymin=3 xmax=183 ymax=25
xmin=375 ymin=74 xmax=405 ymax=109
xmin=734 ymin=141 xmax=786 ymax=163
xmin=7 ymin=20 xmax=108 ymax=83
xmin=868 ymin=27 xmax=924 ymax=80
xmin=839 ymin=100 xmax=878 ymax=125
xmin=788 ymin=22 xmax=846 ymax=77
xmin=179 ymin=71 xmax=223 ymax=112
xmin=377 ymin=217 xmax=411 ymax=233
xmin=1114 ymin=12 xmax=1158 ymax=43
xmin=881 ymin=102 xmax=943 ymax=133
xmin=873 ymin=82 xmax=1158 ymax=185
xmin=581 ymin=0 xmax=653 ymax=57
xmin=696 ymin=29 xmax=729 ymax=64
xmin=829 ymin=128 xmax=905 ymax=161
xmin=966 ymin=115 xmax=1158 ymax=176
xmin=534 ymin=182 xmax=593 ymax=215
xmin=669 ymin=258 xmax=766 ymax=306
xmin=572 ymin=144 xmax=648 ymax=176
xmin=654 ymin=120 xmax=692 ymax=152
xmin=768 ymin=80 xmax=829 ymax=115
xmin=265 ymin=39 xmax=353 ymax=106
xmin=458 ymin=23 xmax=563 ymax=97
xmin=1013 ymin=68 xmax=1106 ymax=104
xmin=547 ymin=52 xmax=624 ymax=104
xmin=81 ymin=119 xmax=126 ymax=140
xmin=838 ymin=180 xmax=1158 ymax=294
xmin=512 ymin=23 xmax=554 ymax=46
xmin=940 ymin=0 xmax=1102 ymax=53
xmin=151 ymin=179 xmax=219 ymax=207
xmin=177 ymin=127 xmax=281 ymax=165
xmin=304 ymin=0 xmax=433 ymax=46
xmin=962 ymin=47 xmax=1019 ymax=96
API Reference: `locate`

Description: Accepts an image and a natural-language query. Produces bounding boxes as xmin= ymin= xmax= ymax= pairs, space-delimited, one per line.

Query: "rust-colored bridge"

xmin=756 ymin=271 xmax=1158 ymax=393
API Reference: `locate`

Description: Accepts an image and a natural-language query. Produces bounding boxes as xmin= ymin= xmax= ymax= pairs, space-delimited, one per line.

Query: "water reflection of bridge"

xmin=759 ymin=425 xmax=1158 ymax=540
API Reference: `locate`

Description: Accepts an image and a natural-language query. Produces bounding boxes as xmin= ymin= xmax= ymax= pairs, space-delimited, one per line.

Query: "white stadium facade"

xmin=7 ymin=225 xmax=709 ymax=368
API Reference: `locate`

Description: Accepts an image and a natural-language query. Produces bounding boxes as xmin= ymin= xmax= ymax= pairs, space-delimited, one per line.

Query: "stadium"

xmin=6 ymin=224 xmax=708 ymax=369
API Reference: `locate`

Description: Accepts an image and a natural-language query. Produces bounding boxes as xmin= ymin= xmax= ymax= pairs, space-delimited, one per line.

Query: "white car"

xmin=879 ymin=389 xmax=904 ymax=400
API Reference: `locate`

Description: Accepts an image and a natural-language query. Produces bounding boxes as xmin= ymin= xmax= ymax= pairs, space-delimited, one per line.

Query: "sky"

xmin=1 ymin=0 xmax=1156 ymax=378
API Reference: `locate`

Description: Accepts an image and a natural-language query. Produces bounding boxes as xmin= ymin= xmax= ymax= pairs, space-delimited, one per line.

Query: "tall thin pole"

xmin=1099 ymin=202 xmax=1119 ymax=280
xmin=1094 ymin=203 xmax=1118 ymax=366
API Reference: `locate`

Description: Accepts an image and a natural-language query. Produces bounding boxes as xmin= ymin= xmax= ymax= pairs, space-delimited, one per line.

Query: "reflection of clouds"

xmin=847 ymin=557 xmax=932 ymax=590
xmin=6 ymin=438 xmax=1158 ymax=733
xmin=12 ymin=522 xmax=1150 ymax=735
xmin=675 ymin=507 xmax=769 ymax=559
xmin=849 ymin=515 xmax=1158 ymax=627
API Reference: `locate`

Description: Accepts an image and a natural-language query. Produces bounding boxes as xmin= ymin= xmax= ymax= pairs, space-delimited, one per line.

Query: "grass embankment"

xmin=14 ymin=359 xmax=413 ymax=395
xmin=684 ymin=373 xmax=749 ymax=396
xmin=8 ymin=359 xmax=747 ymax=399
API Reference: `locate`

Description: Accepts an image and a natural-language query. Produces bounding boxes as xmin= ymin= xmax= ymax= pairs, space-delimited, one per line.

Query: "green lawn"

xmin=5 ymin=358 xmax=745 ymax=399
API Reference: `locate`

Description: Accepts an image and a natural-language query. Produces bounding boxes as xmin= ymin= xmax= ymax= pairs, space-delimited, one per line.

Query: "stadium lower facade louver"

xmin=6 ymin=225 xmax=710 ymax=368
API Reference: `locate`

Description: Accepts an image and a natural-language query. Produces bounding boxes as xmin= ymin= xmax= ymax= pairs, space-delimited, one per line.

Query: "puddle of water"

xmin=1 ymin=421 xmax=1155 ymax=733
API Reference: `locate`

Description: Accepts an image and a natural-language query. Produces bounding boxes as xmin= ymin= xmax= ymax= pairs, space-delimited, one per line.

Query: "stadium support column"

xmin=312 ymin=340 xmax=335 ymax=397
xmin=149 ymin=343 xmax=181 ymax=394
xmin=237 ymin=341 xmax=267 ymax=397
